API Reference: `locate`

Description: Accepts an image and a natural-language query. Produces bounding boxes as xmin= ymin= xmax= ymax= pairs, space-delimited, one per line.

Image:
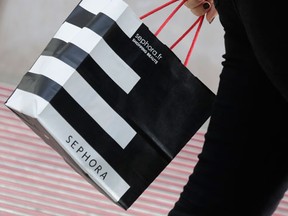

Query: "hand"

xmin=185 ymin=0 xmax=218 ymax=23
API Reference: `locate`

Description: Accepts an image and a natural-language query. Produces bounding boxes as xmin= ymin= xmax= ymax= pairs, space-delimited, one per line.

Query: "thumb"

xmin=205 ymin=4 xmax=218 ymax=23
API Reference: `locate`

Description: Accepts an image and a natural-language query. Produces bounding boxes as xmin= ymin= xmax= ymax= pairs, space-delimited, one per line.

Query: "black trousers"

xmin=168 ymin=0 xmax=288 ymax=215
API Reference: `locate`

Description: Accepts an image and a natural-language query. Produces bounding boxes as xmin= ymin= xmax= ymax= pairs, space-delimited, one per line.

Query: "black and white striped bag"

xmin=5 ymin=0 xmax=215 ymax=209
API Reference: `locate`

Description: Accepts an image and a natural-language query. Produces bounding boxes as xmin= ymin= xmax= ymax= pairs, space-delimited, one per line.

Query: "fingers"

xmin=185 ymin=0 xmax=218 ymax=23
xmin=185 ymin=0 xmax=207 ymax=16
xmin=206 ymin=4 xmax=218 ymax=23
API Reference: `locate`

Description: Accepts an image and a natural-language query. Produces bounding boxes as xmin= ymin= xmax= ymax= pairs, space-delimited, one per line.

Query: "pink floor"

xmin=1 ymin=83 xmax=288 ymax=216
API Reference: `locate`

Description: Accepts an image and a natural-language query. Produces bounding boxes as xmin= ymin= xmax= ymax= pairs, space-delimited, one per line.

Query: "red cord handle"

xmin=154 ymin=0 xmax=186 ymax=37
xmin=184 ymin=15 xmax=204 ymax=66
xmin=139 ymin=0 xmax=179 ymax=20
xmin=140 ymin=0 xmax=204 ymax=66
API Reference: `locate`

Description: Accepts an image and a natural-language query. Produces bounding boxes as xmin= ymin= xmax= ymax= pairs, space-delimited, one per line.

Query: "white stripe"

xmin=64 ymin=71 xmax=136 ymax=149
xmin=69 ymin=27 xmax=140 ymax=93
xmin=80 ymin=0 xmax=141 ymax=37
xmin=29 ymin=56 xmax=74 ymax=86
xmin=38 ymin=102 xmax=130 ymax=201
xmin=114 ymin=3 xmax=142 ymax=38
xmin=5 ymin=89 xmax=49 ymax=118
xmin=80 ymin=0 xmax=113 ymax=15
xmin=54 ymin=22 xmax=81 ymax=43
xmin=90 ymin=38 xmax=140 ymax=93
xmin=70 ymin=27 xmax=102 ymax=53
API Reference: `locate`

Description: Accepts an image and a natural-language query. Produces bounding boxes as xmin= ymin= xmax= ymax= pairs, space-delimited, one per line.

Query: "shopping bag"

xmin=5 ymin=0 xmax=215 ymax=210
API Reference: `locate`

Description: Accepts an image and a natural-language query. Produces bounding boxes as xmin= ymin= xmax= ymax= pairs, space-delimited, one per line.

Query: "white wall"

xmin=0 ymin=0 xmax=79 ymax=85
xmin=0 ymin=0 xmax=224 ymax=94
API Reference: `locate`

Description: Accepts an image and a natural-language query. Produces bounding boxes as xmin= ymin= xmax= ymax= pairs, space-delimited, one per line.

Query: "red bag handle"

xmin=140 ymin=0 xmax=204 ymax=66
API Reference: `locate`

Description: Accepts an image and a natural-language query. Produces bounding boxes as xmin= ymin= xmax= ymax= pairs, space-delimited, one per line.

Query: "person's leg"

xmin=168 ymin=0 xmax=288 ymax=215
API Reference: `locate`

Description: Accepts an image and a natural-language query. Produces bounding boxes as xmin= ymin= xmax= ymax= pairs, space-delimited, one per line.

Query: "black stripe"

xmin=76 ymin=57 xmax=129 ymax=113
xmin=66 ymin=5 xmax=95 ymax=28
xmin=49 ymin=87 xmax=127 ymax=162
xmin=17 ymin=72 xmax=62 ymax=102
xmin=43 ymin=39 xmax=89 ymax=69
xmin=42 ymin=39 xmax=67 ymax=57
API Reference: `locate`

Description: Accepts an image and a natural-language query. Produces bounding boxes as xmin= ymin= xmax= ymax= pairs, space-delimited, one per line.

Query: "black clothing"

xmin=169 ymin=0 xmax=288 ymax=215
